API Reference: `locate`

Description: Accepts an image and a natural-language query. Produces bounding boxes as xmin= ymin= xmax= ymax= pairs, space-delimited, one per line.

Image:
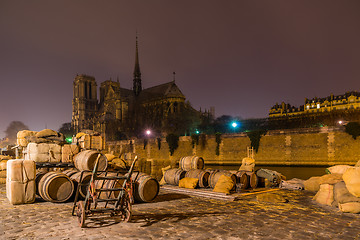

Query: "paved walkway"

xmin=1 ymin=184 xmax=359 ymax=240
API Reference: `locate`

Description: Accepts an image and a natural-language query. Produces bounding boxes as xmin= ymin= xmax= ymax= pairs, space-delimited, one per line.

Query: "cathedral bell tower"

xmin=133 ymin=35 xmax=142 ymax=96
xmin=72 ymin=74 xmax=98 ymax=132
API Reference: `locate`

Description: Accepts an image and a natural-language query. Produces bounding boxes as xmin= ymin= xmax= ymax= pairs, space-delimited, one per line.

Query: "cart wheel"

xmin=121 ymin=193 xmax=132 ymax=222
xmin=76 ymin=201 xmax=86 ymax=228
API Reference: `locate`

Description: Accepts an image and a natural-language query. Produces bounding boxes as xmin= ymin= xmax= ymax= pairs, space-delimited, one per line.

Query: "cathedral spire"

xmin=133 ymin=33 xmax=142 ymax=96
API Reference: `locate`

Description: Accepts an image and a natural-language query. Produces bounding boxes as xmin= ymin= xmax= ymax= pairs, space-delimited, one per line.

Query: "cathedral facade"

xmin=71 ymin=39 xmax=188 ymax=139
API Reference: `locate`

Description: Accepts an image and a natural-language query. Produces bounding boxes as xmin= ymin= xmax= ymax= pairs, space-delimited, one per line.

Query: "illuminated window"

xmin=306 ymin=105 xmax=310 ymax=110
xmin=317 ymin=103 xmax=320 ymax=109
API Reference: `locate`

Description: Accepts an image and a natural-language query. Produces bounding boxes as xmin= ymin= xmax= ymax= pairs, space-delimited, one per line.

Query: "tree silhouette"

xmin=58 ymin=122 xmax=75 ymax=138
xmin=5 ymin=121 xmax=29 ymax=143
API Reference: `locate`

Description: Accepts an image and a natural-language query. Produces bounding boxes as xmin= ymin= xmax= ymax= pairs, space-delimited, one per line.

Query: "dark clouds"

xmin=1 ymin=0 xmax=360 ymax=138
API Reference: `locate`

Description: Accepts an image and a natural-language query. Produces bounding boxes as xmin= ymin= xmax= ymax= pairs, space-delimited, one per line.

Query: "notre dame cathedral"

xmin=71 ymin=38 xmax=195 ymax=140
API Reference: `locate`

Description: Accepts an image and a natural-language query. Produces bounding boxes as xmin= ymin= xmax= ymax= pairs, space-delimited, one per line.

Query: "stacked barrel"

xmin=162 ymin=156 xmax=265 ymax=193
xmin=164 ymin=156 xmax=211 ymax=188
xmin=33 ymin=149 xmax=108 ymax=203
xmin=233 ymin=170 xmax=259 ymax=191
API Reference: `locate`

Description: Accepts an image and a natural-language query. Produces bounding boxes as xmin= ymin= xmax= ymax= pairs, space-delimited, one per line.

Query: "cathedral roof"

xmin=119 ymin=87 xmax=134 ymax=100
xmin=138 ymin=81 xmax=185 ymax=102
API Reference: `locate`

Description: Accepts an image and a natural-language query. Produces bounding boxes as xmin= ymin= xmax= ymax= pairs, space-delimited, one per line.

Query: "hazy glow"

xmin=1 ymin=1 xmax=360 ymax=138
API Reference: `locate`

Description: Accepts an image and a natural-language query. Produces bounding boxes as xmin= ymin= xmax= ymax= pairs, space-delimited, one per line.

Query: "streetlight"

xmin=231 ymin=121 xmax=239 ymax=133
xmin=338 ymin=120 xmax=348 ymax=126
xmin=145 ymin=129 xmax=151 ymax=136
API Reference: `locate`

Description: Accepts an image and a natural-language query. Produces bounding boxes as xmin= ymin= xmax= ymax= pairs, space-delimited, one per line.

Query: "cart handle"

xmin=127 ymin=156 xmax=138 ymax=176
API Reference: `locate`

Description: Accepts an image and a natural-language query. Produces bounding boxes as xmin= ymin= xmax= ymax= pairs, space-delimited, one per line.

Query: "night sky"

xmin=1 ymin=1 xmax=360 ymax=138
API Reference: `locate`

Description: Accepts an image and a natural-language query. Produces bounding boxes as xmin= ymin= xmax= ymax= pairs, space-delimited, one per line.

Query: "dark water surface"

xmin=206 ymin=165 xmax=328 ymax=180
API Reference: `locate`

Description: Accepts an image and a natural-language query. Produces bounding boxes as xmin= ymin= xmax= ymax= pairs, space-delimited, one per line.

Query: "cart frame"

xmin=72 ymin=155 xmax=138 ymax=227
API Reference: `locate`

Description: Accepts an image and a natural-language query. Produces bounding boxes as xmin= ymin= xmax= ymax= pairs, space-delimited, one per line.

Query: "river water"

xmin=206 ymin=165 xmax=328 ymax=180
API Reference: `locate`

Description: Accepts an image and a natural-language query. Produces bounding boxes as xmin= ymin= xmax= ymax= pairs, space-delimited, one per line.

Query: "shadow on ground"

xmin=149 ymin=193 xmax=191 ymax=203
xmin=131 ymin=211 xmax=224 ymax=227
xmin=77 ymin=210 xmax=223 ymax=229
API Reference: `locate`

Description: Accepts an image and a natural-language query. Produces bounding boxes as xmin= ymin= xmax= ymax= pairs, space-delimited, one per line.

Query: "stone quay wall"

xmin=106 ymin=127 xmax=360 ymax=179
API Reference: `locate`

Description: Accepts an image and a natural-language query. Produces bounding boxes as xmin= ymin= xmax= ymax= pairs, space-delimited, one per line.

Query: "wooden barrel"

xmin=179 ymin=156 xmax=204 ymax=171
xmin=236 ymin=170 xmax=259 ymax=189
xmin=208 ymin=170 xmax=237 ymax=189
xmin=185 ymin=169 xmax=210 ymax=188
xmin=74 ymin=150 xmax=107 ymax=171
xmin=70 ymin=172 xmax=92 ymax=198
xmin=62 ymin=169 xmax=79 ymax=178
xmin=164 ymin=168 xmax=186 ymax=186
xmin=256 ymin=175 xmax=265 ymax=188
xmin=94 ymin=172 xmax=159 ymax=202
xmin=35 ymin=172 xmax=46 ymax=195
xmin=234 ymin=171 xmax=249 ymax=190
xmin=131 ymin=172 xmax=159 ymax=203
xmin=38 ymin=172 xmax=74 ymax=202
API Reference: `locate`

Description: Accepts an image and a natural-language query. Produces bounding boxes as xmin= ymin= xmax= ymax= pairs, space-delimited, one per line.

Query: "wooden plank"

xmin=161 ymin=185 xmax=281 ymax=201
xmin=161 ymin=185 xmax=236 ymax=201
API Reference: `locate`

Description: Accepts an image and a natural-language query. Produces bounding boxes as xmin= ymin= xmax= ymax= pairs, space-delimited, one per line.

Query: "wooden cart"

xmin=72 ymin=155 xmax=138 ymax=228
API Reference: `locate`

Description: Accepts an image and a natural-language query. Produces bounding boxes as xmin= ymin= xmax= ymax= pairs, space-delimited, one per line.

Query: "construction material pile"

xmin=17 ymin=129 xmax=65 ymax=147
xmin=18 ymin=129 xmax=104 ymax=164
xmin=0 ymin=155 xmax=11 ymax=184
xmin=72 ymin=130 xmax=103 ymax=151
xmin=7 ymin=129 xmax=160 ymax=205
xmin=7 ymin=159 xmax=36 ymax=205
xmin=162 ymin=156 xmax=285 ymax=195
xmin=5 ymin=129 xmax=105 ymax=204
xmin=304 ymin=161 xmax=360 ymax=214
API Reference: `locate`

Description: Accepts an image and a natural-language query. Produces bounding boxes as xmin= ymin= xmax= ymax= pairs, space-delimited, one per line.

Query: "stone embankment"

xmin=107 ymin=127 xmax=360 ymax=169
xmin=1 ymin=184 xmax=359 ymax=239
